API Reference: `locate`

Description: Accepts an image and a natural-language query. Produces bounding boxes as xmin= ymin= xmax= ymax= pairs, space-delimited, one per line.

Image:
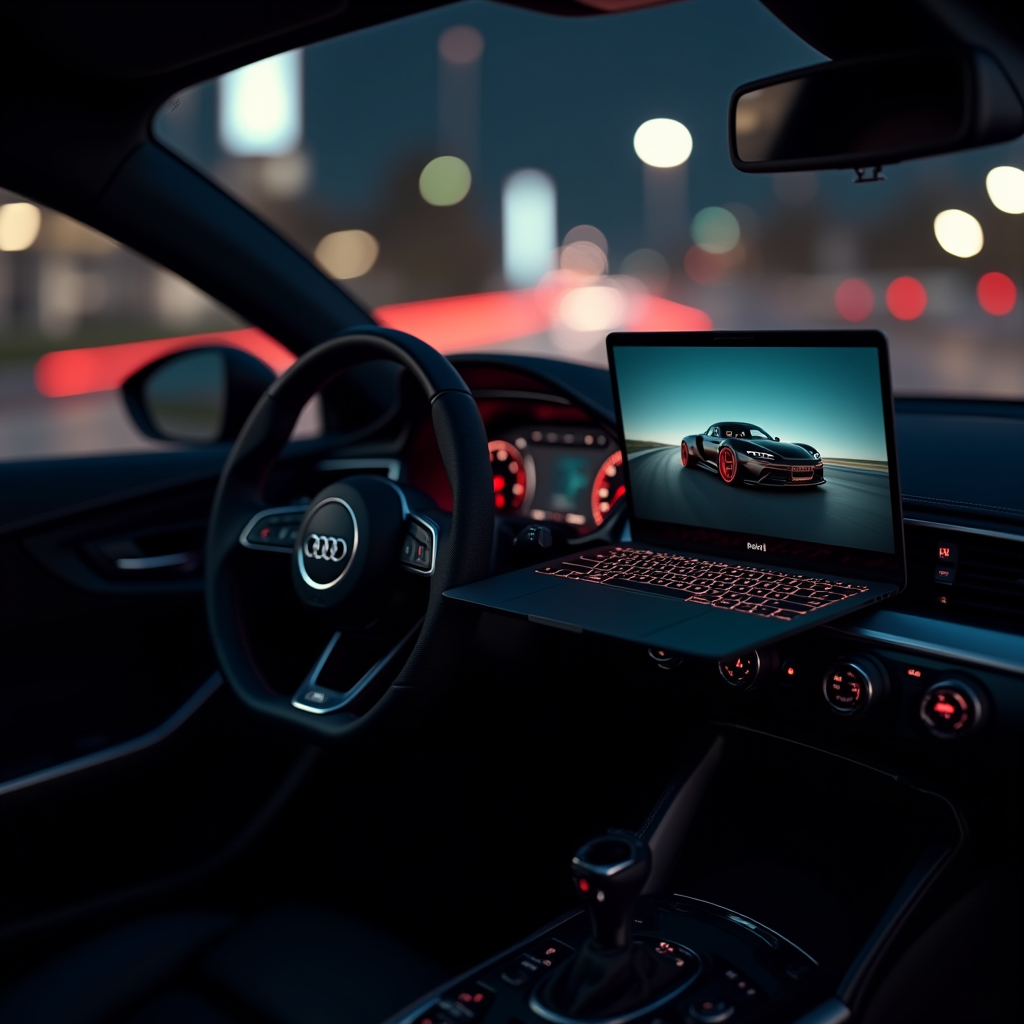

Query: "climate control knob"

xmin=920 ymin=680 xmax=986 ymax=739
xmin=823 ymin=656 xmax=887 ymax=717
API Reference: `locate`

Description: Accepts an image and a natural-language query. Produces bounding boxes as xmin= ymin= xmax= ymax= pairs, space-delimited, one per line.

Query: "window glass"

xmin=155 ymin=0 xmax=1023 ymax=398
xmin=0 ymin=193 xmax=315 ymax=461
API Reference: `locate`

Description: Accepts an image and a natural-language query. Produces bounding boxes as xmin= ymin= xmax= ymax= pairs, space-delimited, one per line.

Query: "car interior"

xmin=0 ymin=3 xmax=1022 ymax=1024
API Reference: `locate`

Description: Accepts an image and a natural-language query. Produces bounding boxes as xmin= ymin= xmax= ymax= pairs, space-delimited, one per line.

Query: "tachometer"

xmin=489 ymin=439 xmax=527 ymax=512
xmin=591 ymin=449 xmax=625 ymax=525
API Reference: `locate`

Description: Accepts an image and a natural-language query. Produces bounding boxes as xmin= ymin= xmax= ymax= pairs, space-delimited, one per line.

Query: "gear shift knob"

xmin=571 ymin=833 xmax=651 ymax=950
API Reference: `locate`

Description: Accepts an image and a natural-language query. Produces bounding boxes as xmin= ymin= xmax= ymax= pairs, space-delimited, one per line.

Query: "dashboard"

xmin=487 ymin=428 xmax=623 ymax=531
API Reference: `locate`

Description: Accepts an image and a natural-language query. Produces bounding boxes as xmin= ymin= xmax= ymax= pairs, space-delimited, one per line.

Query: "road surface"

xmin=628 ymin=445 xmax=893 ymax=552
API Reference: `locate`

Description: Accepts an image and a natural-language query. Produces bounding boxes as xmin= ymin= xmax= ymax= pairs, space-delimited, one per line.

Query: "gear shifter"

xmin=571 ymin=833 xmax=651 ymax=949
xmin=533 ymin=833 xmax=697 ymax=1022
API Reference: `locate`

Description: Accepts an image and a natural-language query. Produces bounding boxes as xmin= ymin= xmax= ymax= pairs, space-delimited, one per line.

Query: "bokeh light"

xmin=560 ymin=241 xmax=607 ymax=278
xmin=438 ymin=25 xmax=485 ymax=64
xmin=985 ymin=166 xmax=1024 ymax=215
xmin=419 ymin=156 xmax=472 ymax=206
xmin=933 ymin=209 xmax=983 ymax=258
xmin=219 ymin=51 xmax=302 ymax=157
xmin=563 ymin=224 xmax=607 ymax=252
xmin=835 ymin=278 xmax=874 ymax=322
xmin=691 ymin=207 xmax=740 ymax=254
xmin=977 ymin=272 xmax=1017 ymax=315
xmin=314 ymin=230 xmax=379 ymax=279
xmin=558 ymin=285 xmax=626 ymax=332
xmin=886 ymin=277 xmax=927 ymax=320
xmin=502 ymin=169 xmax=557 ymax=288
xmin=0 ymin=202 xmax=42 ymax=252
xmin=633 ymin=119 xmax=692 ymax=168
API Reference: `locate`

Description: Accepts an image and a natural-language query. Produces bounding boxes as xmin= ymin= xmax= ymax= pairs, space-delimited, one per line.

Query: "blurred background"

xmin=1 ymin=0 xmax=1021 ymax=460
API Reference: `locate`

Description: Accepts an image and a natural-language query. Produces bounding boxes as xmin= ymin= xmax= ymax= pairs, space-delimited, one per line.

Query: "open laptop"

xmin=445 ymin=331 xmax=906 ymax=660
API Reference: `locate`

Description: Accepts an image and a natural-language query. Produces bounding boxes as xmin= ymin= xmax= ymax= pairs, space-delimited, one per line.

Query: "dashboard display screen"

xmin=489 ymin=428 xmax=624 ymax=528
xmin=611 ymin=338 xmax=898 ymax=556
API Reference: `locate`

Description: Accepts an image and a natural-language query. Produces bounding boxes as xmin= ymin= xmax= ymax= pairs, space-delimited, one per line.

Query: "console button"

xmin=689 ymin=998 xmax=734 ymax=1023
xmin=438 ymin=983 xmax=495 ymax=1022
xmin=718 ymin=650 xmax=761 ymax=689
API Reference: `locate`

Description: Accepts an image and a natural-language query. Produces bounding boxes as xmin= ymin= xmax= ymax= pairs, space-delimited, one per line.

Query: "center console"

xmin=387 ymin=729 xmax=962 ymax=1024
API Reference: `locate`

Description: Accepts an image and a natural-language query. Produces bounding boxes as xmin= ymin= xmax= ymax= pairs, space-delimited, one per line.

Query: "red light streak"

xmin=34 ymin=327 xmax=294 ymax=398
xmin=36 ymin=287 xmax=711 ymax=399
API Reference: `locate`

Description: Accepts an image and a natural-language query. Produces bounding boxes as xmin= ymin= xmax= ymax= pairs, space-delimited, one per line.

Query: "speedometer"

xmin=591 ymin=449 xmax=625 ymax=525
xmin=488 ymin=439 xmax=527 ymax=512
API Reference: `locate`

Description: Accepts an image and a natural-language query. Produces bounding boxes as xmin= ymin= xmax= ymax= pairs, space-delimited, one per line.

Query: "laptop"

xmin=445 ymin=331 xmax=906 ymax=660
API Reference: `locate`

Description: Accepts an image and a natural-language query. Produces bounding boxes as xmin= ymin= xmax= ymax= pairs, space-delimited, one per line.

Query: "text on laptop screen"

xmin=613 ymin=345 xmax=896 ymax=554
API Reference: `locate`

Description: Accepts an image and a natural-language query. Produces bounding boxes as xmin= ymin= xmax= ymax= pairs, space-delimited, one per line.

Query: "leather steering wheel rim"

xmin=205 ymin=326 xmax=493 ymax=740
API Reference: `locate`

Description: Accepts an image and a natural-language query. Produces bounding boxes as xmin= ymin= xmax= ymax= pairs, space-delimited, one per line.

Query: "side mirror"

xmin=729 ymin=48 xmax=1024 ymax=174
xmin=774 ymin=437 xmax=780 ymax=442
xmin=123 ymin=346 xmax=275 ymax=444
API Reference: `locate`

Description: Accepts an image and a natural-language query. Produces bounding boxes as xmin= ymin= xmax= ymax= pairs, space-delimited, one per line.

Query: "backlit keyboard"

xmin=537 ymin=547 xmax=868 ymax=620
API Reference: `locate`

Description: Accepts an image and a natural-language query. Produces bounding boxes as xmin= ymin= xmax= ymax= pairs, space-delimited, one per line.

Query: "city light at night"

xmin=985 ymin=166 xmax=1024 ymax=214
xmin=218 ymin=51 xmax=302 ymax=157
xmin=691 ymin=207 xmax=740 ymax=254
xmin=502 ymin=169 xmax=557 ymax=288
xmin=419 ymin=156 xmax=472 ymax=206
xmin=633 ymin=119 xmax=693 ymax=168
xmin=0 ymin=202 xmax=41 ymax=251
xmin=933 ymin=209 xmax=984 ymax=258
xmin=314 ymin=230 xmax=380 ymax=279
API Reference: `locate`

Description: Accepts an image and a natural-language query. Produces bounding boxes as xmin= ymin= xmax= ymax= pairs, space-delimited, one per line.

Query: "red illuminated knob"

xmin=822 ymin=656 xmax=887 ymax=717
xmin=920 ymin=681 xmax=985 ymax=739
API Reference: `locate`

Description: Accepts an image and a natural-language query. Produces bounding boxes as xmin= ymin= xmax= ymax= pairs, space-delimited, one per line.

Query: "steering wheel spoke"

xmin=292 ymin=620 xmax=423 ymax=715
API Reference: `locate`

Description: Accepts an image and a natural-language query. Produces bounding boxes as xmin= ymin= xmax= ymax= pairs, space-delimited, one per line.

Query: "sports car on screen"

xmin=680 ymin=421 xmax=825 ymax=486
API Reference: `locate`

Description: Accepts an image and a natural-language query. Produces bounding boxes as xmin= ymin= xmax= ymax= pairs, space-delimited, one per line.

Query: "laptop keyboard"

xmin=537 ymin=547 xmax=869 ymax=620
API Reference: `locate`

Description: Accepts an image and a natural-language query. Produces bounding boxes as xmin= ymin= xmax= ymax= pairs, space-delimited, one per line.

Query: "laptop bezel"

xmin=606 ymin=330 xmax=907 ymax=588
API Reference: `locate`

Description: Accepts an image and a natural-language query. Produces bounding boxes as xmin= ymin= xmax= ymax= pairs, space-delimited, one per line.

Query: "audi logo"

xmin=303 ymin=534 xmax=349 ymax=562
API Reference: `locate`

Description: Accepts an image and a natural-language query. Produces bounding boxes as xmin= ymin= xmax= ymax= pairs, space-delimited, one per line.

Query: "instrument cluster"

xmin=487 ymin=424 xmax=625 ymax=532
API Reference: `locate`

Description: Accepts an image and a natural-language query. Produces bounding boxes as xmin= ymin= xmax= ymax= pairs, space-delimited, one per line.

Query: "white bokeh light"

xmin=633 ymin=119 xmax=692 ymax=168
xmin=933 ymin=209 xmax=984 ymax=258
xmin=986 ymin=166 xmax=1024 ymax=215
xmin=219 ymin=51 xmax=302 ymax=156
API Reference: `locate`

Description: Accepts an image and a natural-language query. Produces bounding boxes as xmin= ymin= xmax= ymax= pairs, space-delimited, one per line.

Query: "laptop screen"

xmin=608 ymin=331 xmax=905 ymax=584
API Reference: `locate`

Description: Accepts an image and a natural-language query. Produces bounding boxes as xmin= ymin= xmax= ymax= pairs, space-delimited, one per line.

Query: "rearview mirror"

xmin=729 ymin=49 xmax=1024 ymax=174
xmin=123 ymin=346 xmax=275 ymax=444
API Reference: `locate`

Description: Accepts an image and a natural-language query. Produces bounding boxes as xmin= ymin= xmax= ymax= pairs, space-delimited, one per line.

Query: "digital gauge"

xmin=591 ymin=450 xmax=625 ymax=526
xmin=488 ymin=439 xmax=528 ymax=512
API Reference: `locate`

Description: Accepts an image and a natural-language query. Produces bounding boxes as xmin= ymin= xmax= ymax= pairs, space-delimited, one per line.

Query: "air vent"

xmin=902 ymin=523 xmax=1024 ymax=630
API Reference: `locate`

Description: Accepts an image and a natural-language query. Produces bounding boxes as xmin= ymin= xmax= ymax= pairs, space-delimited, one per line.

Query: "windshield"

xmin=723 ymin=425 xmax=772 ymax=439
xmin=155 ymin=0 xmax=1024 ymax=398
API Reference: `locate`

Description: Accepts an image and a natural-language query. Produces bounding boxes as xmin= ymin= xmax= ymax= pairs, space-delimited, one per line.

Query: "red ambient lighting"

xmin=34 ymin=327 xmax=295 ymax=398
xmin=35 ymin=288 xmax=710 ymax=399
xmin=885 ymin=276 xmax=927 ymax=320
xmin=977 ymin=272 xmax=1017 ymax=315
xmin=835 ymin=278 xmax=874 ymax=322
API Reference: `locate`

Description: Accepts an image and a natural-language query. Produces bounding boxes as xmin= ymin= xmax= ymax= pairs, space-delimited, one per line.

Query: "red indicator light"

xmin=786 ymin=666 xmax=795 ymax=676
xmin=907 ymin=668 xmax=922 ymax=678
xmin=977 ymin=271 xmax=1017 ymax=316
xmin=885 ymin=276 xmax=927 ymax=320
xmin=545 ymin=947 xmax=557 ymax=956
xmin=495 ymin=493 xmax=506 ymax=509
xmin=493 ymin=475 xmax=505 ymax=492
xmin=458 ymin=993 xmax=472 ymax=1003
xmin=578 ymin=878 xmax=590 ymax=893
xmin=938 ymin=594 xmax=949 ymax=605
xmin=933 ymin=700 xmax=957 ymax=717
xmin=260 ymin=527 xmax=271 ymax=538
xmin=938 ymin=547 xmax=951 ymax=559
xmin=473 ymin=994 xmax=484 ymax=1003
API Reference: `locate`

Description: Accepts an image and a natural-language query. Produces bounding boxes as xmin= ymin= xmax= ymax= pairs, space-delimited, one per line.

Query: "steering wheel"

xmin=205 ymin=327 xmax=493 ymax=739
